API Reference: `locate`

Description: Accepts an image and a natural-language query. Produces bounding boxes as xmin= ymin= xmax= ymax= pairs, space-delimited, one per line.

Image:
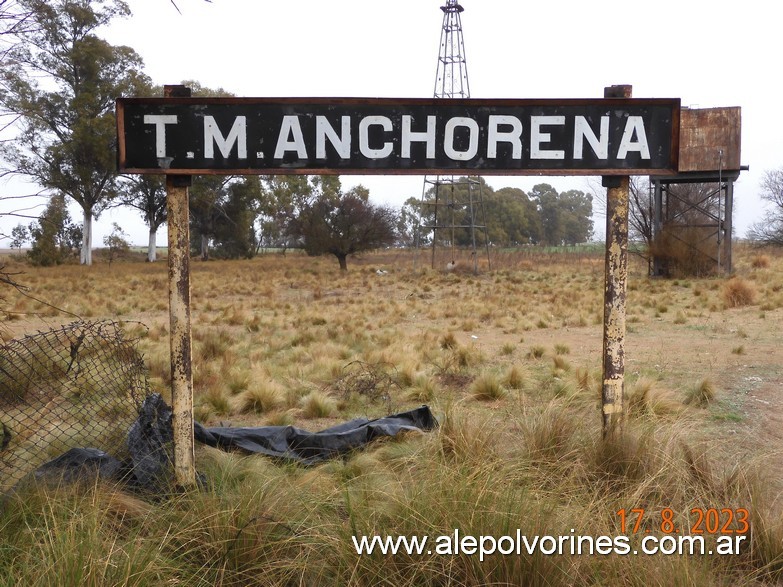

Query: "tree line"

xmin=0 ymin=0 xmax=597 ymax=271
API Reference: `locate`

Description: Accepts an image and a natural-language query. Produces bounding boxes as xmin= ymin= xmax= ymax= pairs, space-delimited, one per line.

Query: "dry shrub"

xmin=649 ymin=227 xmax=717 ymax=277
xmin=750 ymin=254 xmax=770 ymax=269
xmin=722 ymin=278 xmax=756 ymax=308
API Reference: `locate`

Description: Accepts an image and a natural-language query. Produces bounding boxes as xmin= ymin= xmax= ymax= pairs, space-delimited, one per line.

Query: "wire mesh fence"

xmin=0 ymin=320 xmax=149 ymax=493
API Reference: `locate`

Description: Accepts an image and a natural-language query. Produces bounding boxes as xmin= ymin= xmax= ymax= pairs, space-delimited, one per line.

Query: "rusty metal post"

xmin=601 ymin=84 xmax=632 ymax=440
xmin=164 ymin=85 xmax=196 ymax=487
xmin=166 ymin=173 xmax=195 ymax=487
xmin=724 ymin=179 xmax=734 ymax=274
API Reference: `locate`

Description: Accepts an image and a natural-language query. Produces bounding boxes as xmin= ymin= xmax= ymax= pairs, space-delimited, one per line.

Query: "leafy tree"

xmin=486 ymin=187 xmax=538 ymax=246
xmin=189 ymin=175 xmax=261 ymax=260
xmin=10 ymin=223 xmax=27 ymax=249
xmin=529 ymin=183 xmax=561 ymax=245
xmin=257 ymin=175 xmax=342 ymax=253
xmin=189 ymin=175 xmax=232 ymax=261
xmin=748 ymin=167 xmax=783 ymax=246
xmin=396 ymin=196 xmax=423 ymax=248
xmin=557 ymin=189 xmax=594 ymax=245
xmin=27 ymin=193 xmax=81 ymax=266
xmin=530 ymin=183 xmax=593 ymax=246
xmin=0 ymin=0 xmax=149 ymax=265
xmin=211 ymin=176 xmax=261 ymax=259
xmin=291 ymin=183 xmax=397 ymax=271
xmin=118 ymin=175 xmax=166 ymax=261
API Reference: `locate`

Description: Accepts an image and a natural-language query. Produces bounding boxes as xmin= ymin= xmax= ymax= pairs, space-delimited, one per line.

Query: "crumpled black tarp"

xmin=24 ymin=395 xmax=438 ymax=492
xmin=28 ymin=393 xmax=175 ymax=493
xmin=33 ymin=447 xmax=127 ymax=484
xmin=194 ymin=405 xmax=438 ymax=465
xmin=126 ymin=392 xmax=174 ymax=488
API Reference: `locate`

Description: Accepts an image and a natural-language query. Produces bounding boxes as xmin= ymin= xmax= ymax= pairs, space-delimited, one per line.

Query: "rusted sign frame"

xmin=116 ymin=96 xmax=681 ymax=177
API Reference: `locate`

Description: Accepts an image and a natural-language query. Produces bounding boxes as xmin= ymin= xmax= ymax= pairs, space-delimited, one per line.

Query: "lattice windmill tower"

xmin=418 ymin=0 xmax=490 ymax=273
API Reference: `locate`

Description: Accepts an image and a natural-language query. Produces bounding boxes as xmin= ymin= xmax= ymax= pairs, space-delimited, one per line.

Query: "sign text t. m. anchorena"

xmin=116 ymin=97 xmax=680 ymax=176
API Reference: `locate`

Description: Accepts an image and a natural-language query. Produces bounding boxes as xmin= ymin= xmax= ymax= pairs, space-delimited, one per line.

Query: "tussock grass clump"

xmin=453 ymin=344 xmax=483 ymax=369
xmin=552 ymin=355 xmax=571 ymax=372
xmin=722 ymin=277 xmax=756 ymax=308
xmin=575 ymin=367 xmax=591 ymax=393
xmin=685 ymin=378 xmax=717 ymax=407
xmin=627 ymin=377 xmax=685 ymax=416
xmin=237 ymin=379 xmax=285 ymax=414
xmin=439 ymin=332 xmax=458 ymax=350
xmin=201 ymin=387 xmax=231 ymax=416
xmin=407 ymin=374 xmax=439 ymax=402
xmin=469 ymin=372 xmax=507 ymax=401
xmin=437 ymin=406 xmax=498 ymax=463
xmin=527 ymin=345 xmax=546 ymax=359
xmin=195 ymin=327 xmax=234 ymax=361
xmin=503 ymin=364 xmax=527 ymax=390
xmin=751 ymin=254 xmax=771 ymax=269
xmin=522 ymin=400 xmax=580 ymax=464
xmin=299 ymin=390 xmax=337 ymax=418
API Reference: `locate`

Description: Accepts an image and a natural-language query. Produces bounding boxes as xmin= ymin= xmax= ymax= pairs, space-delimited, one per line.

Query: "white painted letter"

xmin=316 ymin=116 xmax=351 ymax=159
xmin=144 ymin=114 xmax=178 ymax=158
xmin=487 ymin=115 xmax=523 ymax=159
xmin=530 ymin=116 xmax=565 ymax=160
xmin=274 ymin=115 xmax=308 ymax=159
xmin=444 ymin=117 xmax=479 ymax=161
xmin=204 ymin=116 xmax=247 ymax=159
xmin=401 ymin=115 xmax=436 ymax=159
xmin=359 ymin=116 xmax=393 ymax=159
xmin=574 ymin=116 xmax=609 ymax=159
xmin=616 ymin=116 xmax=651 ymax=159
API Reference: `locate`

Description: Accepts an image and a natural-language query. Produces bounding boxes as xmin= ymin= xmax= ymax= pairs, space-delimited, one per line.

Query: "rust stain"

xmin=602 ymin=175 xmax=629 ymax=439
xmin=679 ymin=107 xmax=741 ymax=172
xmin=166 ymin=177 xmax=196 ymax=487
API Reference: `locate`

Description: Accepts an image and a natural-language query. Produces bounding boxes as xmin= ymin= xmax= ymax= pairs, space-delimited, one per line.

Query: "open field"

xmin=1 ymin=246 xmax=782 ymax=585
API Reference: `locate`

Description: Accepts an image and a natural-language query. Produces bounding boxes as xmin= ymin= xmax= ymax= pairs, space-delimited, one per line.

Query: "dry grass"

xmin=722 ymin=277 xmax=757 ymax=308
xmin=1 ymin=245 xmax=782 ymax=584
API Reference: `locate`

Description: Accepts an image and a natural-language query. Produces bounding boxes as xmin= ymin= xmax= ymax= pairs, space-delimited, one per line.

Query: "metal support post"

xmin=164 ymin=85 xmax=196 ymax=488
xmin=601 ymin=84 xmax=631 ymax=440
xmin=724 ymin=179 xmax=734 ymax=273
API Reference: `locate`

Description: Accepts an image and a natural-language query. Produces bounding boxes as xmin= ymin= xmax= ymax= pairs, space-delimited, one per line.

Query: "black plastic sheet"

xmin=194 ymin=405 xmax=438 ymax=465
xmin=25 ymin=396 xmax=437 ymax=492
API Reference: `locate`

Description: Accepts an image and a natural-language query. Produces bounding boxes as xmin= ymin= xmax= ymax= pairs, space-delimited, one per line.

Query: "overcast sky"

xmin=3 ymin=0 xmax=782 ymax=246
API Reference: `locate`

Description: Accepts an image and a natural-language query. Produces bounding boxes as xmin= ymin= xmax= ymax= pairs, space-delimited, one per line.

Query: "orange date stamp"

xmin=617 ymin=508 xmax=750 ymax=535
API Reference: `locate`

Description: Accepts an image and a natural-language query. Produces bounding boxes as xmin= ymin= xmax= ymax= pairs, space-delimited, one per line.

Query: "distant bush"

xmin=722 ymin=278 xmax=756 ymax=308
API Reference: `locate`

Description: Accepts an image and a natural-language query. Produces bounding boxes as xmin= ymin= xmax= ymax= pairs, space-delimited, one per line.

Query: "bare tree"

xmin=748 ymin=167 xmax=783 ymax=247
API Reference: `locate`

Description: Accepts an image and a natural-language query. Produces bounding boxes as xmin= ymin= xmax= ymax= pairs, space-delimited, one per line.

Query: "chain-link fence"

xmin=0 ymin=320 xmax=149 ymax=493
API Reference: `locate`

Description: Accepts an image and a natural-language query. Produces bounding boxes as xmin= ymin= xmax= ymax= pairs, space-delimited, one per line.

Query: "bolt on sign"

xmin=116 ymin=97 xmax=680 ymax=176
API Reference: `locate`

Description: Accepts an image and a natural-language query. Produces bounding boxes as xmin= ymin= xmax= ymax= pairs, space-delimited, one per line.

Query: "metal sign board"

xmin=117 ymin=97 xmax=680 ymax=176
